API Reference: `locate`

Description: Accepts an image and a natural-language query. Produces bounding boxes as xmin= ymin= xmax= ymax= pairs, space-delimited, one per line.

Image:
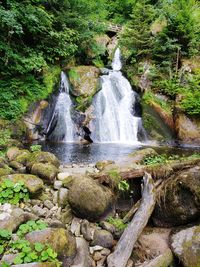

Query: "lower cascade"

xmin=91 ymin=48 xmax=143 ymax=143
xmin=46 ymin=71 xmax=76 ymax=142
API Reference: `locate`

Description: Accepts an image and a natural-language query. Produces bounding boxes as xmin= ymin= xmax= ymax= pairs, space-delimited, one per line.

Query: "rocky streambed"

xmin=0 ymin=147 xmax=200 ymax=267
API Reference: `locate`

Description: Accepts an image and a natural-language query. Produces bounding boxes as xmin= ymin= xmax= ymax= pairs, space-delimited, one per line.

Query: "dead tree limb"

xmin=107 ymin=173 xmax=156 ymax=267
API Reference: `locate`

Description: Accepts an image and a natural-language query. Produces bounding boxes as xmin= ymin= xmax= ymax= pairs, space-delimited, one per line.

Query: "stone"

xmin=92 ymin=230 xmax=114 ymax=249
xmin=128 ymin=148 xmax=158 ymax=164
xmin=69 ymin=66 xmax=100 ymax=97
xmin=25 ymin=228 xmax=77 ymax=261
xmin=81 ymin=219 xmax=94 ymax=241
xmin=71 ymin=237 xmax=93 ymax=267
xmin=58 ymin=172 xmax=70 ymax=181
xmin=68 ymin=177 xmax=113 ymax=220
xmin=0 ymin=167 xmax=13 ymax=176
xmin=14 ymin=150 xmax=31 ymax=165
xmin=71 ymin=217 xmax=82 ymax=237
xmin=153 ymin=166 xmax=200 ymax=227
xmin=32 ymin=205 xmax=47 ymax=217
xmin=61 ymin=207 xmax=73 ymax=225
xmin=89 ymin=246 xmax=104 ymax=254
xmin=0 ymin=208 xmax=26 ymax=232
xmin=101 ymin=248 xmax=111 ymax=256
xmin=31 ymin=163 xmax=58 ymax=184
xmin=27 ymin=151 xmax=60 ymax=170
xmin=62 ymin=176 xmax=75 ymax=189
xmin=99 ymin=221 xmax=115 ymax=234
xmin=44 ymin=200 xmax=54 ymax=210
xmin=58 ymin=188 xmax=69 ymax=207
xmin=6 ymin=147 xmax=21 ymax=161
xmin=0 ymin=174 xmax=44 ymax=194
xmin=54 ymin=180 xmax=63 ymax=190
xmin=9 ymin=161 xmax=26 ymax=172
xmin=95 ymin=160 xmax=115 ymax=171
xmin=171 ymin=226 xmax=200 ymax=267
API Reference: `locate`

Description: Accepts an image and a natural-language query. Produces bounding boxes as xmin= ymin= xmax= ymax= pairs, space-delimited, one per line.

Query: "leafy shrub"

xmin=0 ymin=180 xmax=29 ymax=204
xmin=107 ymin=216 xmax=127 ymax=231
xmin=0 ymin=129 xmax=11 ymax=149
xmin=30 ymin=145 xmax=42 ymax=152
xmin=118 ymin=180 xmax=130 ymax=192
xmin=142 ymin=154 xmax=180 ymax=165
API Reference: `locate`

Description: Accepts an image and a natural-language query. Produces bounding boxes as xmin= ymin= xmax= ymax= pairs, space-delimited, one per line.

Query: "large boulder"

xmin=68 ymin=177 xmax=113 ymax=220
xmin=152 ymin=166 xmax=200 ymax=227
xmin=174 ymin=111 xmax=200 ymax=144
xmin=171 ymin=226 xmax=200 ymax=267
xmin=31 ymin=163 xmax=58 ymax=184
xmin=69 ymin=66 xmax=100 ymax=97
xmin=0 ymin=174 xmax=44 ymax=194
xmin=25 ymin=228 xmax=76 ymax=266
xmin=27 ymin=151 xmax=60 ymax=170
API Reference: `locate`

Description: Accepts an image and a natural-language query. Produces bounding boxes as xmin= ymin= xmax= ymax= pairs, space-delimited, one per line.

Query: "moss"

xmin=107 ymin=169 xmax=122 ymax=191
xmin=31 ymin=163 xmax=58 ymax=183
xmin=43 ymin=66 xmax=61 ymax=97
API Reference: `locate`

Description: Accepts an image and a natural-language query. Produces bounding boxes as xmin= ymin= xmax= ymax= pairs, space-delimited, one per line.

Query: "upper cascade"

xmin=46 ymin=72 xmax=76 ymax=142
xmin=90 ymin=48 xmax=143 ymax=144
xmin=111 ymin=47 xmax=122 ymax=71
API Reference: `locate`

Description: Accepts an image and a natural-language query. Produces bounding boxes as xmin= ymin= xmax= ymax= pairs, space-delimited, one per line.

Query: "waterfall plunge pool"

xmin=36 ymin=141 xmax=200 ymax=164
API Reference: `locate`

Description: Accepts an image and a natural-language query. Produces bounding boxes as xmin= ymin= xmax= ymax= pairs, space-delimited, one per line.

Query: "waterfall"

xmin=91 ymin=48 xmax=142 ymax=144
xmin=46 ymin=72 xmax=76 ymax=142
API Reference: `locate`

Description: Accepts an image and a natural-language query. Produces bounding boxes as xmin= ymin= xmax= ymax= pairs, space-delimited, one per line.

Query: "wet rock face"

xmin=152 ymin=166 xmax=200 ymax=227
xmin=68 ymin=177 xmax=113 ymax=220
xmin=171 ymin=226 xmax=200 ymax=267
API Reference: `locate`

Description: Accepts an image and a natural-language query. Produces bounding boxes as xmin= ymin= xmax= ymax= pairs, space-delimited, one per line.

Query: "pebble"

xmin=44 ymin=200 xmax=54 ymax=210
xmin=57 ymin=172 xmax=70 ymax=181
xmin=90 ymin=246 xmax=104 ymax=254
xmin=32 ymin=205 xmax=47 ymax=217
xmin=93 ymin=252 xmax=103 ymax=261
xmin=71 ymin=217 xmax=82 ymax=236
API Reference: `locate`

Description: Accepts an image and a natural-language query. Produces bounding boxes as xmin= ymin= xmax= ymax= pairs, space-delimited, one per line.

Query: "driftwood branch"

xmin=107 ymin=173 xmax=156 ymax=267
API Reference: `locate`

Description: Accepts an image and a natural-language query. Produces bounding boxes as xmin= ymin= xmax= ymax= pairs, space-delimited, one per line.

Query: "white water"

xmin=91 ymin=48 xmax=142 ymax=144
xmin=46 ymin=72 xmax=76 ymax=142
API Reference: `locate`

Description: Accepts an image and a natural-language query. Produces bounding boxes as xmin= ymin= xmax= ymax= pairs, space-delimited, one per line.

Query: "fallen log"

xmin=94 ymin=158 xmax=200 ymax=183
xmin=107 ymin=173 xmax=156 ymax=267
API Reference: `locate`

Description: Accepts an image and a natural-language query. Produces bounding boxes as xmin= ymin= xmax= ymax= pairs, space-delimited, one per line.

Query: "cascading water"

xmin=91 ymin=48 xmax=143 ymax=144
xmin=46 ymin=72 xmax=76 ymax=142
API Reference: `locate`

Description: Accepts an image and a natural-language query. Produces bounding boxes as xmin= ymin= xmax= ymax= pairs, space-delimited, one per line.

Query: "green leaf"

xmin=35 ymin=242 xmax=44 ymax=252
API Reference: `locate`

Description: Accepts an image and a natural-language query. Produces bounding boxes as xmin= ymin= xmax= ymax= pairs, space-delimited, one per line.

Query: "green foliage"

xmin=0 ymin=229 xmax=12 ymax=255
xmin=0 ymin=180 xmax=29 ymax=204
xmin=9 ymin=239 xmax=60 ymax=266
xmin=142 ymin=154 xmax=180 ymax=165
xmin=118 ymin=180 xmax=130 ymax=192
xmin=142 ymin=91 xmax=172 ymax=114
xmin=16 ymin=220 xmax=48 ymax=238
xmin=30 ymin=145 xmax=42 ymax=153
xmin=107 ymin=216 xmax=127 ymax=231
xmin=75 ymin=95 xmax=93 ymax=112
xmin=0 ymin=129 xmax=12 ymax=149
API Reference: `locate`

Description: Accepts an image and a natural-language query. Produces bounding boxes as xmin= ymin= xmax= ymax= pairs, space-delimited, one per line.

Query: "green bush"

xmin=16 ymin=220 xmax=48 ymax=238
xmin=30 ymin=145 xmax=42 ymax=152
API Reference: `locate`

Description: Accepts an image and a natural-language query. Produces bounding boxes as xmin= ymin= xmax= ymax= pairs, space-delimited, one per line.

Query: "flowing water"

xmin=46 ymin=72 xmax=76 ymax=142
xmin=91 ymin=48 xmax=143 ymax=143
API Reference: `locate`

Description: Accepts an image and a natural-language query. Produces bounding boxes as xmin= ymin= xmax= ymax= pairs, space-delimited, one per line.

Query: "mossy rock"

xmin=171 ymin=226 xmax=200 ymax=267
xmin=68 ymin=66 xmax=100 ymax=97
xmin=128 ymin=148 xmax=158 ymax=164
xmin=0 ymin=167 xmax=13 ymax=176
xmin=153 ymin=166 xmax=200 ymax=227
xmin=14 ymin=150 xmax=31 ymax=165
xmin=25 ymin=228 xmax=76 ymax=262
xmin=68 ymin=176 xmax=113 ymax=220
xmin=6 ymin=147 xmax=21 ymax=161
xmin=27 ymin=151 xmax=60 ymax=170
xmin=0 ymin=174 xmax=44 ymax=194
xmin=31 ymin=163 xmax=58 ymax=184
